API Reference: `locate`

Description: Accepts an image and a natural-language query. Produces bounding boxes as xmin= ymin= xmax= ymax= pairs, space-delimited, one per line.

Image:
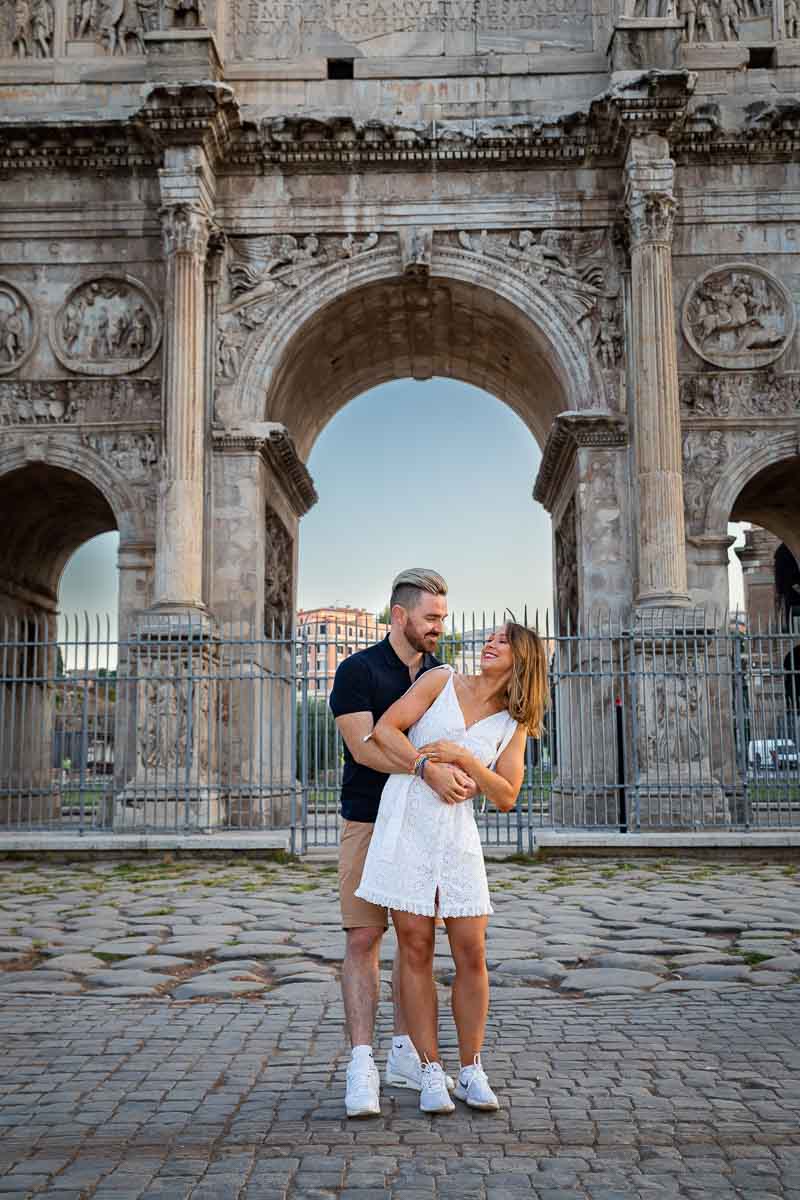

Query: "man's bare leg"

xmin=342 ymin=926 xmax=383 ymax=1046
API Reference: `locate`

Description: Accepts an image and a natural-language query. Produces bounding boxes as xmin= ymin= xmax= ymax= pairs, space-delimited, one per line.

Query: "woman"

xmin=355 ymin=622 xmax=549 ymax=1114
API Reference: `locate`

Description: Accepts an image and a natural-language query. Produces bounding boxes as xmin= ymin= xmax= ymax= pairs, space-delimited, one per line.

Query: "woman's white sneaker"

xmin=419 ymin=1061 xmax=455 ymax=1114
xmin=454 ymin=1057 xmax=500 ymax=1111
xmin=386 ymin=1043 xmax=455 ymax=1092
xmin=345 ymin=1049 xmax=381 ymax=1118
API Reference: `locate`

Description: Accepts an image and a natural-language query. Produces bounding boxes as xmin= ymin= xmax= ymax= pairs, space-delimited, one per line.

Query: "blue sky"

xmin=59 ymin=377 xmax=745 ymax=627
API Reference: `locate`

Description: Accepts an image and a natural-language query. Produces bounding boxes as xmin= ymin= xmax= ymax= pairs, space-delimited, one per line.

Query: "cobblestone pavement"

xmin=1 ymin=856 xmax=799 ymax=1001
xmin=0 ymin=855 xmax=799 ymax=1197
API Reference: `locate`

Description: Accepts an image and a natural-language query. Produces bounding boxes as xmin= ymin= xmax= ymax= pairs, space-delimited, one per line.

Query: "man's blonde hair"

xmin=390 ymin=568 xmax=448 ymax=612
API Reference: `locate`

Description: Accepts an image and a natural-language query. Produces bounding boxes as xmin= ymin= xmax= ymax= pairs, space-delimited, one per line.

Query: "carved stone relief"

xmin=680 ymin=370 xmax=800 ymax=417
xmin=0 ymin=282 xmax=37 ymax=376
xmin=51 ymin=277 xmax=162 ymax=376
xmin=0 ymin=377 xmax=160 ymax=424
xmin=555 ymin=498 xmax=579 ymax=633
xmin=137 ymin=668 xmax=210 ymax=773
xmin=681 ymin=427 xmax=776 ymax=530
xmin=227 ymin=231 xmax=380 ymax=301
xmin=264 ymin=506 xmax=292 ymax=636
xmin=679 ymin=0 xmax=772 ymax=42
xmin=216 ymin=232 xmax=384 ymax=387
xmin=637 ymin=672 xmax=704 ymax=771
xmin=455 ymin=228 xmax=621 ymax=338
xmin=682 ymin=264 xmax=795 ymax=370
xmin=82 ymin=430 xmax=160 ymax=480
xmin=8 ymin=0 xmax=54 ymax=57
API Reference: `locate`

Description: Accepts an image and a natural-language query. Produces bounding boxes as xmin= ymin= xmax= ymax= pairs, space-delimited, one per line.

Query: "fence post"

xmin=297 ymin=633 xmax=309 ymax=856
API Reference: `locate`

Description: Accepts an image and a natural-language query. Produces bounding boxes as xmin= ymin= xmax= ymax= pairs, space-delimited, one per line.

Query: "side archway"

xmin=706 ymin=434 xmax=800 ymax=565
xmin=0 ymin=441 xmax=153 ymax=623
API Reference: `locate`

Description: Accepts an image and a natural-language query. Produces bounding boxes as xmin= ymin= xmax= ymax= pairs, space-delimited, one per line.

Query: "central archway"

xmin=263 ymin=275 xmax=584 ymax=458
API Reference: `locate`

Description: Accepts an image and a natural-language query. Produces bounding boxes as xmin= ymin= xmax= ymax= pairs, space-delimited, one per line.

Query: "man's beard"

xmin=404 ymin=622 xmax=437 ymax=655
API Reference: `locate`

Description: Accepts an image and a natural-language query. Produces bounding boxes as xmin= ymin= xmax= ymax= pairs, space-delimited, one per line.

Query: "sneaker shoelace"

xmin=421 ymin=1060 xmax=446 ymax=1088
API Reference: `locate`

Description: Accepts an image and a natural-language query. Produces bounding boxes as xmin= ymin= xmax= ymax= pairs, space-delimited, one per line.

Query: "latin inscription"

xmin=237 ymin=0 xmax=591 ymax=56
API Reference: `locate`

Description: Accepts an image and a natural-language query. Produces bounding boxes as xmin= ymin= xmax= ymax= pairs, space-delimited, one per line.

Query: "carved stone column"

xmin=154 ymin=202 xmax=211 ymax=615
xmin=625 ymin=136 xmax=690 ymax=609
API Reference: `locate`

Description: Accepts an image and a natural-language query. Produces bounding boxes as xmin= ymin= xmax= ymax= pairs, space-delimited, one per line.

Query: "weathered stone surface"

xmin=560 ymin=968 xmax=662 ymax=991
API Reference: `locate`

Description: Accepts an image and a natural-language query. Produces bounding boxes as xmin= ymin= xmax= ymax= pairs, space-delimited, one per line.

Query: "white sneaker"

xmin=419 ymin=1061 xmax=455 ymax=1114
xmin=345 ymin=1052 xmax=381 ymax=1118
xmin=454 ymin=1056 xmax=500 ymax=1111
xmin=386 ymin=1043 xmax=455 ymax=1092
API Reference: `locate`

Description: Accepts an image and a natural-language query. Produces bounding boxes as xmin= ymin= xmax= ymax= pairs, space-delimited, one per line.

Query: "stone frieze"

xmin=680 ymin=369 xmax=800 ymax=418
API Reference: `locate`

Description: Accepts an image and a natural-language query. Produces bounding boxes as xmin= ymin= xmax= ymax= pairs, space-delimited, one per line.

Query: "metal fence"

xmin=0 ymin=610 xmax=798 ymax=850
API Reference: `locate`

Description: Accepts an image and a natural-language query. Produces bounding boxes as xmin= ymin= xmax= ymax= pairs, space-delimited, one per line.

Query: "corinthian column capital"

xmin=624 ymin=148 xmax=677 ymax=250
xmin=160 ymin=203 xmax=212 ymax=259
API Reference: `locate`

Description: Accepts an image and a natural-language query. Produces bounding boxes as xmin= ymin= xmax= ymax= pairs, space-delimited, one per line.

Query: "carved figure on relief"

xmin=12 ymin=0 xmax=53 ymax=56
xmin=166 ymin=0 xmax=206 ymax=28
xmin=101 ymin=0 xmax=148 ymax=54
xmin=0 ymin=284 xmax=35 ymax=374
xmin=83 ymin=431 xmax=159 ymax=480
xmin=682 ymin=265 xmax=794 ymax=370
xmin=227 ymin=234 xmax=325 ymax=299
xmin=53 ymin=278 xmax=161 ymax=375
xmin=0 ymin=382 xmax=83 ymax=425
xmin=787 ymin=0 xmax=799 ymax=36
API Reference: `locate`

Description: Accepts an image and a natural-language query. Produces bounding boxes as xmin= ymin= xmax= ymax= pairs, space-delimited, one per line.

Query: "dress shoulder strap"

xmin=489 ymin=713 xmax=520 ymax=769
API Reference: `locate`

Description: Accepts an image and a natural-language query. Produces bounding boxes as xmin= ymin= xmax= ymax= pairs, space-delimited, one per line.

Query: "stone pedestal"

xmin=115 ymin=614 xmax=221 ymax=830
xmin=609 ymin=18 xmax=684 ymax=70
xmin=144 ymin=30 xmax=223 ymax=82
xmin=630 ymin=610 xmax=729 ymax=827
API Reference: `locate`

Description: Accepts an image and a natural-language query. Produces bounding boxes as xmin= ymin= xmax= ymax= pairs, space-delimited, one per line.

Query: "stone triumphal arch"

xmin=1 ymin=0 xmax=800 ymax=826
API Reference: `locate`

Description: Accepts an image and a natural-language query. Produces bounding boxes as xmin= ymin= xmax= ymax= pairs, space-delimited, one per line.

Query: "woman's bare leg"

xmin=391 ymin=910 xmax=438 ymax=1062
xmin=444 ymin=915 xmax=490 ymax=1065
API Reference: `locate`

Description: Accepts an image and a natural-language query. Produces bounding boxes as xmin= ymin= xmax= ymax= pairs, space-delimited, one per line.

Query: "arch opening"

xmin=730 ymin=454 xmax=800 ymax=565
xmin=0 ymin=464 xmax=117 ymax=623
xmin=297 ymin=376 xmax=553 ymax=627
xmin=264 ymin=276 xmax=575 ymax=460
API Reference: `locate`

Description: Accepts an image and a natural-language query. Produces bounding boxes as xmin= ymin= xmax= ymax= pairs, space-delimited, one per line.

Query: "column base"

xmin=113 ymin=787 xmax=224 ymax=832
xmin=633 ymin=775 xmax=731 ymax=829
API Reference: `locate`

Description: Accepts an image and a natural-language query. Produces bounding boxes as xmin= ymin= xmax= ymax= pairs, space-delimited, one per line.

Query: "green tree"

xmin=377 ymin=604 xmax=391 ymax=625
xmin=296 ymin=696 xmax=340 ymax=781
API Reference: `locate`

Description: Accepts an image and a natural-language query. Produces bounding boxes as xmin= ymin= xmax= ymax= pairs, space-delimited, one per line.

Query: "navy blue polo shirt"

xmin=329 ymin=636 xmax=440 ymax=823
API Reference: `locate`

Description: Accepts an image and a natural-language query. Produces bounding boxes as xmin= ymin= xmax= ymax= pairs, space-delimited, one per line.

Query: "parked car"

xmin=748 ymin=739 xmax=800 ymax=770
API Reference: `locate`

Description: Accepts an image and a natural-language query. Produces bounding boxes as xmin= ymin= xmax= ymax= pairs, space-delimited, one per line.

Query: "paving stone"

xmin=171 ymin=977 xmax=269 ymax=999
xmin=160 ymin=936 xmax=236 ymax=956
xmin=590 ymin=952 xmax=666 ymax=973
xmin=85 ymin=970 xmax=174 ymax=988
xmin=35 ymin=953 xmax=106 ymax=973
xmin=492 ymin=960 xmax=567 ymax=982
xmin=111 ymin=955 xmax=192 ymax=971
xmin=92 ymin=938 xmax=159 ymax=957
xmin=559 ymin=968 xmax=661 ymax=992
xmin=677 ymin=965 xmax=753 ymax=982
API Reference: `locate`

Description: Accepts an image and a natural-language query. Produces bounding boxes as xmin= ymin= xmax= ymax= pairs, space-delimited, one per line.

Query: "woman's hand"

xmin=419 ymin=739 xmax=468 ymax=769
xmin=424 ymin=761 xmax=475 ymax=805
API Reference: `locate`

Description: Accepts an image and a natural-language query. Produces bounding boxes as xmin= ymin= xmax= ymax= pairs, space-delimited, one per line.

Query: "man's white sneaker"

xmin=345 ymin=1052 xmax=381 ymax=1118
xmin=386 ymin=1044 xmax=455 ymax=1092
xmin=454 ymin=1056 xmax=500 ymax=1111
xmin=419 ymin=1061 xmax=455 ymax=1114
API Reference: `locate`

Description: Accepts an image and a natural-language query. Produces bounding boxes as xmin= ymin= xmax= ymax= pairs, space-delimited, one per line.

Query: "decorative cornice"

xmin=212 ymin=424 xmax=318 ymax=517
xmin=0 ymin=123 xmax=157 ymax=173
xmin=533 ymin=412 xmax=628 ymax=512
xmin=134 ymin=84 xmax=241 ymax=170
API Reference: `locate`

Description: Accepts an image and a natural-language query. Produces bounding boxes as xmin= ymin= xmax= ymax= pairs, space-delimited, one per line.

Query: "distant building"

xmin=297 ymin=606 xmax=389 ymax=695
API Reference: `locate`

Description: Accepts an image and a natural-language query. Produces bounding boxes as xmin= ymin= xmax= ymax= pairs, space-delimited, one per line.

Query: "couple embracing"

xmin=331 ymin=568 xmax=548 ymax=1117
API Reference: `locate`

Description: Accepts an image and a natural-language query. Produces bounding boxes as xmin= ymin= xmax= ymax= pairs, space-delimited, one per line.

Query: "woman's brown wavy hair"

xmin=504 ymin=622 xmax=550 ymax=737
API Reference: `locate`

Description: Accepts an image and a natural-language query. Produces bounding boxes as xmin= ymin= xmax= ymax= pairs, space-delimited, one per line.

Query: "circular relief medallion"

xmin=0 ymin=280 xmax=38 ymax=376
xmin=682 ymin=263 xmax=796 ymax=371
xmin=50 ymin=275 xmax=162 ymax=376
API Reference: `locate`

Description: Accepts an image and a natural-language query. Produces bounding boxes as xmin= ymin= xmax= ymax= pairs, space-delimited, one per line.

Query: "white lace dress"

xmin=354 ymin=668 xmax=519 ymax=919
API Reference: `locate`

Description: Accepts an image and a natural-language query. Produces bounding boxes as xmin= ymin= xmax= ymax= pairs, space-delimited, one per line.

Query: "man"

xmin=330 ymin=568 xmax=477 ymax=1117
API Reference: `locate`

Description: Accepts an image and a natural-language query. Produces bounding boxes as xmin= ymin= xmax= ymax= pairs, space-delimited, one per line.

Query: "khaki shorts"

xmin=339 ymin=819 xmax=389 ymax=930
